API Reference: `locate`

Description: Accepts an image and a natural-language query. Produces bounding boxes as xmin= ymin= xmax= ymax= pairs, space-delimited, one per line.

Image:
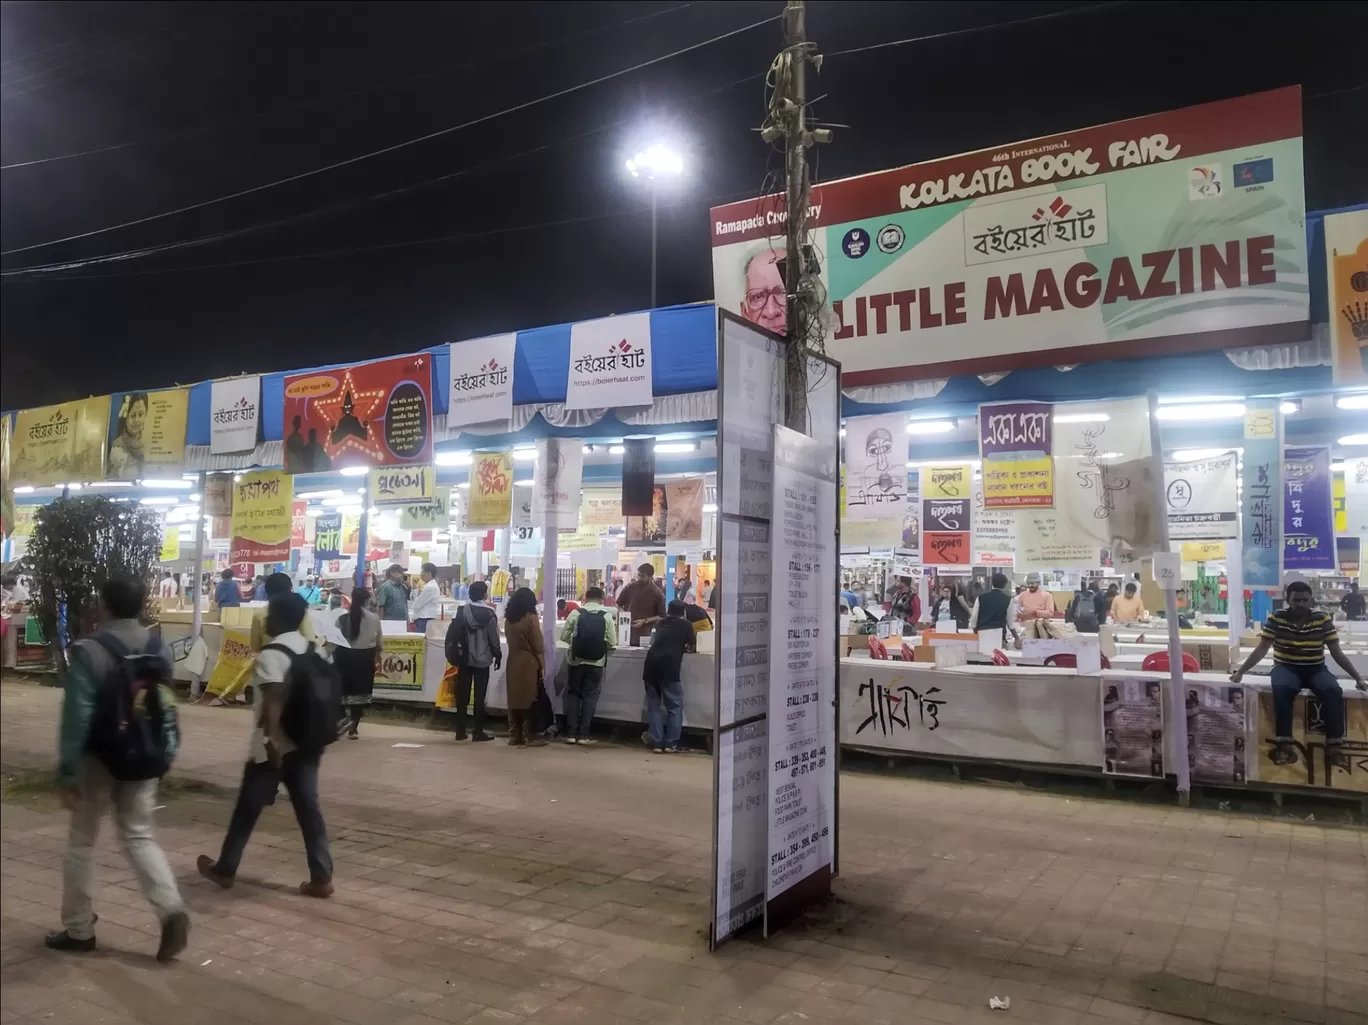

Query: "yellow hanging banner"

xmin=10 ymin=396 xmax=111 ymax=487
xmin=1333 ymin=472 xmax=1347 ymax=535
xmin=107 ymin=388 xmax=190 ymax=479
xmin=369 ymin=464 xmax=435 ymax=508
xmin=400 ymin=486 xmax=450 ymax=530
xmin=228 ymin=470 xmax=294 ymax=562
xmin=377 ymin=636 xmax=425 ymax=692
xmin=467 ymin=450 xmax=513 ymax=527
xmin=1179 ymin=540 xmax=1226 ymax=562
xmin=922 ymin=463 xmax=973 ymax=499
xmin=160 ymin=529 xmax=181 ymax=562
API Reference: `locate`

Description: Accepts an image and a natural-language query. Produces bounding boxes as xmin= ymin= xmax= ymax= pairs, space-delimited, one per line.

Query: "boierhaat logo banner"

xmin=448 ymin=333 xmax=516 ymax=428
xmin=565 ymin=311 xmax=654 ymax=410
xmin=209 ymin=375 xmax=261 ymax=455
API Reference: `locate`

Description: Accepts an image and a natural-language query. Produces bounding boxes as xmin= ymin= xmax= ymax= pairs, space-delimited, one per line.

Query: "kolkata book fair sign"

xmin=564 ymin=311 xmax=653 ymax=410
xmin=1283 ymin=445 xmax=1336 ymax=571
xmin=369 ymin=464 xmax=435 ymax=508
xmin=978 ymin=401 xmax=1053 ymax=508
xmin=1164 ymin=452 xmax=1239 ymax=540
xmin=229 ymin=470 xmax=294 ymax=563
xmin=1240 ymin=402 xmax=1283 ymax=588
xmin=710 ymin=87 xmax=1307 ymax=385
xmin=281 ymin=353 xmax=433 ymax=472
xmin=448 ymin=333 xmax=516 ymax=427
xmin=209 ymin=375 xmax=261 ymax=454
xmin=842 ymin=413 xmax=908 ymax=520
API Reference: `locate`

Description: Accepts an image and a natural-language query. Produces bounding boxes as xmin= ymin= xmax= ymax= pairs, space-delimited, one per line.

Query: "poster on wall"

xmin=1252 ymin=691 xmax=1368 ymax=793
xmin=448 ymin=333 xmax=516 ymax=427
xmin=290 ymin=501 xmax=308 ymax=549
xmin=1283 ymin=445 xmax=1336 ymax=571
xmin=229 ymin=470 xmax=294 ymax=563
xmin=369 ymin=464 xmax=436 ymax=508
xmin=842 ymin=414 xmax=909 ymax=520
xmin=1325 ymin=208 xmax=1368 ymax=386
xmin=922 ymin=495 xmax=971 ymax=566
xmin=376 ymin=635 xmax=425 ymax=692
xmin=973 ymin=487 xmax=1017 ymax=567
xmin=1241 ymin=402 xmax=1283 ymax=588
xmin=978 ymin=401 xmax=1053 ymax=508
xmin=1346 ymin=456 xmax=1368 ymax=541
xmin=106 ymin=389 xmax=189 ymax=479
xmin=314 ymin=512 xmax=343 ymax=562
xmin=10 ymin=397 xmax=111 ymax=487
xmin=1164 ymin=452 xmax=1238 ymax=539
xmin=1101 ymin=678 xmax=1165 ymax=778
xmin=1185 ymin=684 xmax=1247 ymax=786
xmin=400 ymin=487 xmax=450 ymax=531
xmin=281 ymin=353 xmax=432 ymax=472
xmin=209 ymin=376 xmax=261 ymax=454
xmin=565 ymin=311 xmax=653 ymax=410
xmin=468 ymin=451 xmax=513 ymax=527
xmin=1339 ymin=537 xmax=1362 ymax=575
xmin=531 ymin=437 xmax=583 ymax=530
xmin=203 ymin=474 xmax=233 ymax=517
xmin=626 ymin=479 xmax=705 ymax=547
xmin=710 ymin=87 xmax=1308 ymax=385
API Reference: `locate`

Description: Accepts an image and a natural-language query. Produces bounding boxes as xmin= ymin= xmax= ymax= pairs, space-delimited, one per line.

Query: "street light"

xmin=625 ymin=144 xmax=684 ymax=308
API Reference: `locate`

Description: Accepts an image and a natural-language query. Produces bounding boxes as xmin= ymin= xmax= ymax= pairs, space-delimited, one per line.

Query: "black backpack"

xmin=571 ymin=609 xmax=608 ymax=662
xmin=264 ymin=642 xmax=345 ymax=754
xmin=86 ymin=635 xmax=179 ymax=782
xmin=1075 ymin=596 xmax=1100 ymax=633
xmin=446 ymin=607 xmax=471 ymax=667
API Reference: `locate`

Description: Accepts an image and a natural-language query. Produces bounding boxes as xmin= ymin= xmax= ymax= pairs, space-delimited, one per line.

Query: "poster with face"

xmin=843 ymin=414 xmax=909 ymax=521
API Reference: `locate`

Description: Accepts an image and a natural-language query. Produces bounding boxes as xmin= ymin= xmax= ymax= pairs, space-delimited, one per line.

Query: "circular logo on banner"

xmin=841 ymin=228 xmax=871 ymax=259
xmin=1166 ymin=478 xmax=1192 ymax=510
xmin=540 ymin=443 xmax=565 ymax=491
xmin=876 ymin=223 xmax=905 ymax=254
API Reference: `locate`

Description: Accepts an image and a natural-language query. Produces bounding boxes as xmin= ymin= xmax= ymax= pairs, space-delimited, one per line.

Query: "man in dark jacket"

xmin=968 ymin=572 xmax=1012 ymax=643
xmin=643 ymin=601 xmax=695 ymax=752
xmin=445 ymin=581 xmax=501 ymax=741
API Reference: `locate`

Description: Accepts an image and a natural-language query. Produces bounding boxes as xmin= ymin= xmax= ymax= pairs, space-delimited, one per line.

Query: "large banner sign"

xmin=531 ymin=437 xmax=583 ymax=530
xmin=229 ymin=470 xmax=294 ymax=563
xmin=448 ymin=333 xmax=516 ymax=427
xmin=978 ymin=401 xmax=1053 ymax=508
xmin=209 ymin=376 xmax=261 ymax=454
xmin=11 ymin=397 xmax=110 ymax=487
xmin=1283 ymin=445 xmax=1336 ymax=571
xmin=1241 ymin=403 xmax=1284 ymax=588
xmin=282 ymin=353 xmax=432 ymax=472
xmin=565 ymin=312 xmax=653 ymax=410
xmin=468 ymin=451 xmax=514 ymax=528
xmin=107 ymin=388 xmax=189 ymax=479
xmin=710 ymin=87 xmax=1307 ymax=383
xmin=1324 ymin=208 xmax=1368 ymax=385
xmin=369 ymin=464 xmax=435 ymax=508
xmin=1164 ymin=452 xmax=1238 ymax=539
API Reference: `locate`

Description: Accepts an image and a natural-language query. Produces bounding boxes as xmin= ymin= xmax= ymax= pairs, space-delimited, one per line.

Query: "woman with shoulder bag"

xmin=503 ymin=588 xmax=547 ymax=747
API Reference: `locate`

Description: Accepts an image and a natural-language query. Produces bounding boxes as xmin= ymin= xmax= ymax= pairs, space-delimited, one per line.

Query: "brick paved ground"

xmin=1 ymin=681 xmax=1365 ymax=1025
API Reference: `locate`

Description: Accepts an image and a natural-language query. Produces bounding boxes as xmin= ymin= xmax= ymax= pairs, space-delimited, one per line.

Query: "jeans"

xmin=456 ymin=665 xmax=490 ymax=737
xmin=414 ymin=618 xmax=432 ymax=635
xmin=62 ymin=758 xmax=184 ymax=941
xmin=645 ymin=679 xmax=684 ymax=747
xmin=565 ymin=663 xmax=604 ymax=740
xmin=217 ymin=752 xmax=333 ymax=883
xmin=1271 ymin=662 xmax=1345 ymax=741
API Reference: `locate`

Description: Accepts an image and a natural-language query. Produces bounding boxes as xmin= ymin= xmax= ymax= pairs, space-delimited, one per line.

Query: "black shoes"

xmin=44 ymin=930 xmax=96 ymax=953
xmin=157 ymin=912 xmax=190 ymax=963
xmin=472 ymin=732 xmax=494 ymax=743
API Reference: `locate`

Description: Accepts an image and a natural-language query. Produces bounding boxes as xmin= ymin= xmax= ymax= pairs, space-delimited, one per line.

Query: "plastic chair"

xmin=1141 ymin=651 xmax=1200 ymax=672
xmin=991 ymin=649 xmax=1011 ymax=666
xmin=900 ymin=641 xmax=917 ymax=662
xmin=867 ymin=636 xmax=889 ymax=660
xmin=1043 ymin=653 xmax=1077 ymax=668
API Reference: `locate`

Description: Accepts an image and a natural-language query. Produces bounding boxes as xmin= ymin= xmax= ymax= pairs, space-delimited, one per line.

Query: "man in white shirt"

xmin=410 ymin=562 xmax=441 ymax=634
xmin=197 ymin=593 xmax=335 ymax=898
xmin=157 ymin=572 xmax=177 ymax=600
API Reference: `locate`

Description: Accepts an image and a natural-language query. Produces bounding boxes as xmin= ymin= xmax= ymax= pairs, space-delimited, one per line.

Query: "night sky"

xmin=1 ymin=1 xmax=1363 ymax=411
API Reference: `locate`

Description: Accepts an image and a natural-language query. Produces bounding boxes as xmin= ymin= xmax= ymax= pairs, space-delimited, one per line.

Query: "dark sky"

xmin=1 ymin=0 xmax=1363 ymax=411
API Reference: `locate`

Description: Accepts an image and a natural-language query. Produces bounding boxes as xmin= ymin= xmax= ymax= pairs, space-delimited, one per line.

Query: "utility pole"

xmin=766 ymin=0 xmax=828 ymax=431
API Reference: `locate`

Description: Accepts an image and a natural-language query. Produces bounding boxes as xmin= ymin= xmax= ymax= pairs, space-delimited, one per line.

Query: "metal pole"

xmin=650 ymin=184 xmax=658 ymax=309
xmin=188 ymin=471 xmax=208 ymax=697
xmin=355 ymin=487 xmax=369 ymax=589
xmin=782 ymin=0 xmax=808 ymax=431
xmin=1147 ymin=391 xmax=1190 ymax=801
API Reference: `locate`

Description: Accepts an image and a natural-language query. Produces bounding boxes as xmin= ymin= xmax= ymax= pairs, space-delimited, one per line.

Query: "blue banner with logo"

xmin=1240 ymin=402 xmax=1283 ymax=588
xmin=1283 ymin=445 xmax=1336 ymax=571
xmin=314 ymin=512 xmax=343 ymax=562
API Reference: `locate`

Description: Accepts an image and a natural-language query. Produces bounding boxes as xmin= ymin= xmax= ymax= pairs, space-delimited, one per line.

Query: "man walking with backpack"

xmin=198 ymin=593 xmax=339 ymax=898
xmin=445 ymin=580 xmax=501 ymax=741
xmin=559 ymin=586 xmax=616 ymax=744
xmin=46 ymin=575 xmax=190 ymax=961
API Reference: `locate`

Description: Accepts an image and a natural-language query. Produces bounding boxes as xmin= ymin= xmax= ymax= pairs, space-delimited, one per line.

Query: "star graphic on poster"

xmin=312 ymin=369 xmax=388 ymax=463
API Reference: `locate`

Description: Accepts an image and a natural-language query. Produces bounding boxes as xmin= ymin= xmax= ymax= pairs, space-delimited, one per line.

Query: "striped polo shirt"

xmin=1260 ymin=609 xmax=1337 ymax=665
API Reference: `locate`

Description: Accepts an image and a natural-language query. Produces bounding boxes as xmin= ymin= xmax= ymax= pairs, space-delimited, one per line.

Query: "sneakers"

xmin=1270 ymin=742 xmax=1298 ymax=766
xmin=157 ymin=911 xmax=190 ymax=963
xmin=196 ymin=855 xmax=234 ymax=890
xmin=563 ymin=737 xmax=579 ymax=745
xmin=472 ymin=733 xmax=494 ymax=743
xmin=652 ymin=747 xmax=666 ymax=754
xmin=299 ymin=880 xmax=334 ymax=899
xmin=576 ymin=737 xmax=596 ymax=746
xmin=44 ymin=930 xmax=96 ymax=953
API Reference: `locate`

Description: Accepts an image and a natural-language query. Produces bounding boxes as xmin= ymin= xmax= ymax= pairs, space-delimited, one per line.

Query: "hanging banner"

xmin=447 ymin=333 xmax=516 ymax=428
xmin=1283 ymin=445 xmax=1336 ymax=571
xmin=665 ymin=479 xmax=705 ymax=542
xmin=290 ymin=501 xmax=307 ymax=548
xmin=106 ymin=388 xmax=189 ymax=479
xmin=1101 ymin=678 xmax=1165 ymax=778
xmin=209 ymin=375 xmax=261 ymax=454
xmin=973 ymin=486 xmax=1017 ymax=567
xmin=922 ymin=494 xmax=971 ymax=566
xmin=581 ymin=488 xmax=623 ymax=527
xmin=1338 ymin=537 xmax=1361 ymax=575
xmin=531 ymin=437 xmax=582 ymax=530
xmin=1325 ymin=208 xmax=1368 ymax=386
xmin=400 ymin=486 xmax=450 ymax=531
xmin=1052 ymin=398 xmax=1160 ymax=566
xmin=1180 ymin=539 xmax=1227 ymax=563
xmin=510 ymin=489 xmax=533 ymax=531
xmin=1 ymin=414 xmax=13 ymax=539
xmin=710 ymin=87 xmax=1308 ymax=385
xmin=622 ymin=438 xmax=656 ymax=517
xmin=281 ymin=353 xmax=432 ymax=472
xmin=203 ymin=474 xmax=233 ymax=517
xmin=978 ymin=401 xmax=1053 ymax=508
xmin=843 ymin=414 xmax=909 ymax=520
xmin=565 ymin=311 xmax=653 ymax=410
xmin=920 ymin=463 xmax=972 ymax=500
xmin=468 ymin=451 xmax=514 ymax=527
xmin=369 ymin=464 xmax=435 ymax=508
xmin=1347 ymin=456 xmax=1368 ymax=541
xmin=1241 ymin=402 xmax=1283 ymax=588
xmin=229 ymin=470 xmax=294 ymax=563
xmin=1018 ymin=508 xmax=1099 ymax=567
xmin=625 ymin=486 xmax=666 ymax=547
xmin=159 ymin=528 xmax=180 ymax=563
xmin=342 ymin=512 xmax=362 ymax=556
xmin=12 ymin=505 xmax=37 ymax=537
xmin=10 ymin=396 xmax=111 ymax=487
xmin=314 ymin=512 xmax=343 ymax=561
xmin=1164 ymin=452 xmax=1239 ymax=539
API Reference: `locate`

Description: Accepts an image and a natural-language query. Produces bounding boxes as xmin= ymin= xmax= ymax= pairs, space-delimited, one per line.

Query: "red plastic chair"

xmin=867 ymin=636 xmax=890 ymax=660
xmin=1141 ymin=651 xmax=1200 ymax=672
xmin=900 ymin=641 xmax=917 ymax=662
xmin=991 ymin=649 xmax=1011 ymax=666
xmin=1044 ymin=653 xmax=1077 ymax=668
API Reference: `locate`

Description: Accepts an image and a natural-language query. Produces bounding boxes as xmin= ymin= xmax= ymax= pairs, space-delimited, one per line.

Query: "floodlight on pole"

xmin=625 ymin=144 xmax=684 ymax=308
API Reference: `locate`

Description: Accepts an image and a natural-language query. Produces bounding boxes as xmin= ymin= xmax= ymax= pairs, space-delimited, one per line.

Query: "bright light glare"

xmin=435 ymin=450 xmax=473 ymax=467
xmin=625 ymin=144 xmax=684 ymax=179
xmin=139 ymin=478 xmax=194 ymax=489
xmin=1339 ymin=433 xmax=1368 ymax=446
xmin=1154 ymin=403 xmax=1245 ymax=422
xmin=1171 ymin=448 xmax=1238 ymax=461
xmin=338 ymin=465 xmax=370 ymax=477
xmin=139 ymin=496 xmax=178 ymax=506
xmin=1279 ymin=400 xmax=1299 ymax=415
xmin=305 ymin=507 xmax=324 ymax=517
xmin=702 ymin=503 xmax=719 ymax=513
xmin=654 ymin=442 xmax=697 ymax=454
xmin=1053 ymin=413 xmax=1111 ymax=424
xmin=14 ymin=486 xmax=35 ymax=494
xmin=512 ymin=448 xmax=537 ymax=461
xmin=297 ymin=489 xmax=342 ymax=500
xmin=1337 ymin=394 xmax=1368 ymax=411
xmin=905 ymin=420 xmax=955 ymax=435
xmin=513 ymin=480 xmax=534 ymax=488
xmin=337 ymin=504 xmax=364 ymax=515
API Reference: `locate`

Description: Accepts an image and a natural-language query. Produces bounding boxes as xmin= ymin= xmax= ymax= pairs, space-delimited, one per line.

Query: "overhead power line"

xmin=825 ymin=1 xmax=1126 ymax=57
xmin=1 ymin=1 xmax=698 ymax=171
xmin=0 ymin=11 xmax=778 ymax=261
